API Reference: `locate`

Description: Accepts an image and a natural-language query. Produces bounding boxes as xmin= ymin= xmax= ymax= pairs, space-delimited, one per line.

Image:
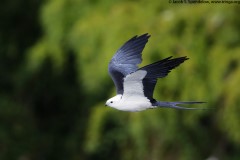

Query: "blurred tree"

xmin=0 ymin=0 xmax=43 ymax=159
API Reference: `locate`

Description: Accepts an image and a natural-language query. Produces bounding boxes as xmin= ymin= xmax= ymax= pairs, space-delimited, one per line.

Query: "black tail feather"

xmin=153 ymin=101 xmax=207 ymax=110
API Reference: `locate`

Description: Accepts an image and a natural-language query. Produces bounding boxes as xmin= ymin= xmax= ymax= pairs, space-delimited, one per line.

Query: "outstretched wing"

xmin=139 ymin=56 xmax=189 ymax=101
xmin=108 ymin=33 xmax=150 ymax=94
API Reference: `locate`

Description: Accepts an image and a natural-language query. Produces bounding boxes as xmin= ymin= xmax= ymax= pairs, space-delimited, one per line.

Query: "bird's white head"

xmin=105 ymin=94 xmax=122 ymax=107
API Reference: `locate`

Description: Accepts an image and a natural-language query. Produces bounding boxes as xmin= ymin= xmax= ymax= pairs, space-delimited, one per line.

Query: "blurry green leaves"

xmin=219 ymin=48 xmax=240 ymax=144
xmin=0 ymin=97 xmax=37 ymax=159
xmin=23 ymin=0 xmax=240 ymax=159
xmin=85 ymin=106 xmax=109 ymax=153
xmin=27 ymin=39 xmax=64 ymax=71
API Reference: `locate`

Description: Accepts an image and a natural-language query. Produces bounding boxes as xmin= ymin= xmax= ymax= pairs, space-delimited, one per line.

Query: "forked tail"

xmin=153 ymin=101 xmax=206 ymax=110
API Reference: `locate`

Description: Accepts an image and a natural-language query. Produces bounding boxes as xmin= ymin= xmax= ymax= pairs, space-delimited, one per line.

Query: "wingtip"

xmin=139 ymin=33 xmax=151 ymax=39
xmin=174 ymin=56 xmax=189 ymax=63
xmin=178 ymin=56 xmax=189 ymax=61
xmin=129 ymin=33 xmax=151 ymax=42
xmin=184 ymin=56 xmax=189 ymax=60
xmin=164 ymin=56 xmax=189 ymax=61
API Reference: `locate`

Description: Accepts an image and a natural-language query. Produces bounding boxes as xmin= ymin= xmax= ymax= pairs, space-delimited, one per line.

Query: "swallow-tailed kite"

xmin=105 ymin=33 xmax=205 ymax=111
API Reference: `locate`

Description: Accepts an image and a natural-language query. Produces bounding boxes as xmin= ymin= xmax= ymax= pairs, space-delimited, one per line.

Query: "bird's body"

xmin=105 ymin=33 xmax=205 ymax=111
xmin=108 ymin=70 xmax=152 ymax=111
xmin=110 ymin=95 xmax=152 ymax=112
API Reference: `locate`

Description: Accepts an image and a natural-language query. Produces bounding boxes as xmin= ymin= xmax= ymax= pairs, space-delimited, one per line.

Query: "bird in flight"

xmin=105 ymin=33 xmax=205 ymax=111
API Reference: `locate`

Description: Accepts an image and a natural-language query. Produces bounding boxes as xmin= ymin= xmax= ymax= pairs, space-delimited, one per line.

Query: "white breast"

xmin=111 ymin=70 xmax=152 ymax=111
xmin=114 ymin=96 xmax=151 ymax=111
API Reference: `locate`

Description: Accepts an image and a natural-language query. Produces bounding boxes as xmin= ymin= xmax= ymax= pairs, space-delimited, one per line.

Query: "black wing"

xmin=139 ymin=56 xmax=189 ymax=101
xmin=108 ymin=33 xmax=150 ymax=94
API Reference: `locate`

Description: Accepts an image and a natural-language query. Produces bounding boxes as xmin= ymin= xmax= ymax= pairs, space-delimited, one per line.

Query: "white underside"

xmin=109 ymin=70 xmax=152 ymax=112
xmin=112 ymin=95 xmax=152 ymax=111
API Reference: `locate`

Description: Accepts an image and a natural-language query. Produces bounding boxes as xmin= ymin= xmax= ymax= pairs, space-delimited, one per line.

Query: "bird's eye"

xmin=110 ymin=101 xmax=113 ymax=103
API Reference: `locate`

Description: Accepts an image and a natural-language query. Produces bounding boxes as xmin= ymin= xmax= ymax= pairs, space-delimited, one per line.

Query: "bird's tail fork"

xmin=153 ymin=101 xmax=207 ymax=110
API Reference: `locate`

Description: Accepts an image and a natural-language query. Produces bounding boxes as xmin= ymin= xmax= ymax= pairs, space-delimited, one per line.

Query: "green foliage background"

xmin=0 ymin=0 xmax=240 ymax=159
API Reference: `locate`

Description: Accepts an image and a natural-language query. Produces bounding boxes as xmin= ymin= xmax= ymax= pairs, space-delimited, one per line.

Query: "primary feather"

xmin=108 ymin=34 xmax=150 ymax=94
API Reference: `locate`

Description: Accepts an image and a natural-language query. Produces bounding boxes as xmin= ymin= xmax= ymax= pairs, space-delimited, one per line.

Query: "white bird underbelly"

xmin=112 ymin=96 xmax=152 ymax=112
